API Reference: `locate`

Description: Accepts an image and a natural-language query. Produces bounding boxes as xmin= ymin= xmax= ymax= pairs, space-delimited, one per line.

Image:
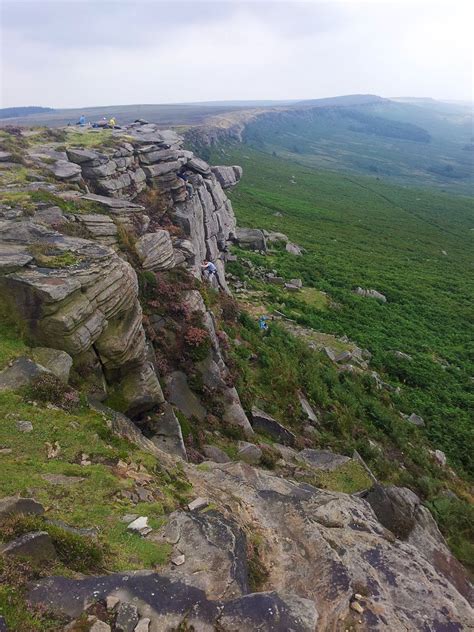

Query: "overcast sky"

xmin=0 ymin=0 xmax=472 ymax=108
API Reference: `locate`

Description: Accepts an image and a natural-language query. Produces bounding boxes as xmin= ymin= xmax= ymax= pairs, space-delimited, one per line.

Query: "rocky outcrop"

xmin=0 ymin=220 xmax=162 ymax=416
xmin=186 ymin=461 xmax=473 ymax=631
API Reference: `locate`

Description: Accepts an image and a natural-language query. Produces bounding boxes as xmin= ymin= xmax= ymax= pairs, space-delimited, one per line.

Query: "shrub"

xmin=24 ymin=373 xmax=80 ymax=411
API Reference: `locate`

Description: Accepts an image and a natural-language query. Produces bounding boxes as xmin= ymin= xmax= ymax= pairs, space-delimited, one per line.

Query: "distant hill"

xmin=0 ymin=106 xmax=55 ymax=119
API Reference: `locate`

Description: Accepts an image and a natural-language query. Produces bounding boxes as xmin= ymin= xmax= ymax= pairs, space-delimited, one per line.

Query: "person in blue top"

xmin=258 ymin=315 xmax=269 ymax=331
xmin=201 ymin=260 xmax=217 ymax=283
xmin=77 ymin=115 xmax=86 ymax=126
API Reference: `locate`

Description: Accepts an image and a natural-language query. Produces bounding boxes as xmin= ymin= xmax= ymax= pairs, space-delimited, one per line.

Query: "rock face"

xmin=186 ymin=462 xmax=473 ymax=631
xmin=135 ymin=231 xmax=175 ymax=271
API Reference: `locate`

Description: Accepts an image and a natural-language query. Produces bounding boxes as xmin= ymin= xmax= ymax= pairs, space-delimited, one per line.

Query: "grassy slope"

xmin=213 ymin=146 xmax=473 ymax=477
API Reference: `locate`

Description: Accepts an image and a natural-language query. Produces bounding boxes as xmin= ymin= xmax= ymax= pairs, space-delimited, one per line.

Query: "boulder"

xmin=0 ymin=357 xmax=49 ymax=392
xmin=237 ymin=441 xmax=262 ymax=465
xmin=150 ymin=404 xmax=187 ymax=461
xmin=50 ymin=160 xmax=82 ymax=182
xmin=251 ymin=407 xmax=296 ymax=446
xmin=263 ymin=231 xmax=288 ymax=244
xmin=164 ymin=371 xmax=206 ymax=422
xmin=407 ymin=412 xmax=425 ymax=427
xmin=31 ymin=347 xmax=73 ymax=383
xmin=363 ymin=484 xmax=419 ymax=539
xmin=297 ymin=449 xmax=351 ymax=471
xmin=267 ymin=276 xmax=285 ymax=285
xmin=16 ymin=420 xmax=33 ymax=433
xmin=0 ymin=496 xmax=44 ymax=523
xmin=66 ymin=148 xmax=101 ymax=164
xmin=298 ymin=393 xmax=318 ymax=424
xmin=211 ymin=165 xmax=242 ymax=189
xmin=187 ymin=157 xmax=211 ymax=175
xmin=89 ymin=620 xmax=111 ymax=632
xmin=285 ymin=242 xmax=302 ymax=256
xmin=0 ymin=151 xmax=12 ymax=162
xmin=355 ymin=287 xmax=387 ymax=302
xmin=202 ymin=445 xmax=231 ymax=463
xmin=134 ymin=619 xmax=150 ymax=632
xmin=1 ymin=531 xmax=57 ymax=563
xmin=135 ymin=231 xmax=175 ymax=271
xmin=434 ymin=449 xmax=447 ymax=466
xmin=235 ymin=228 xmax=267 ymax=252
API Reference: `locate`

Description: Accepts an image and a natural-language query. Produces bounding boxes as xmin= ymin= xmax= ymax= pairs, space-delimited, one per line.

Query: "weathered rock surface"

xmin=237 ymin=441 xmax=262 ymax=465
xmin=186 ymin=461 xmax=473 ymax=631
xmin=0 ymin=221 xmax=161 ymax=416
xmin=28 ymin=573 xmax=316 ymax=632
xmin=152 ymin=509 xmax=248 ymax=599
xmin=202 ymin=445 xmax=231 ymax=463
xmin=211 ymin=165 xmax=242 ymax=189
xmin=135 ymin=231 xmax=175 ymax=271
xmin=164 ymin=371 xmax=206 ymax=422
xmin=150 ymin=403 xmax=187 ymax=461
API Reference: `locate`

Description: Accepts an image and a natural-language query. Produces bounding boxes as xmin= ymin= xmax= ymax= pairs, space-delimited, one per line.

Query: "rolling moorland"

xmin=0 ymin=99 xmax=472 ymax=630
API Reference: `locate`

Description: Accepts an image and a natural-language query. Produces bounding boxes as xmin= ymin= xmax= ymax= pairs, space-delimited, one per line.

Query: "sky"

xmin=0 ymin=0 xmax=473 ymax=109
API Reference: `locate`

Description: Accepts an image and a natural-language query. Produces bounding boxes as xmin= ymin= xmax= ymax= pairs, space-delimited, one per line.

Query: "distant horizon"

xmin=1 ymin=94 xmax=473 ymax=113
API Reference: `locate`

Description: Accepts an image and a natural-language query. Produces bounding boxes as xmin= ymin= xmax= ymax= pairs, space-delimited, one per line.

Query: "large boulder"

xmin=0 ymin=357 xmax=49 ymax=392
xmin=211 ymin=165 xmax=243 ymax=189
xmin=185 ymin=461 xmax=473 ymax=631
xmin=297 ymin=449 xmax=351 ymax=471
xmin=31 ymin=347 xmax=73 ymax=383
xmin=355 ymin=287 xmax=387 ymax=302
xmin=234 ymin=228 xmax=266 ymax=252
xmin=251 ymin=407 xmax=296 ymax=446
xmin=150 ymin=403 xmax=187 ymax=461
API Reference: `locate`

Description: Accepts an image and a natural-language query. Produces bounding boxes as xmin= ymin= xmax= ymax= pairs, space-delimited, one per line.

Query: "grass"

xmin=65 ymin=128 xmax=120 ymax=149
xmin=0 ymin=390 xmax=177 ymax=572
xmin=299 ymin=459 xmax=372 ymax=494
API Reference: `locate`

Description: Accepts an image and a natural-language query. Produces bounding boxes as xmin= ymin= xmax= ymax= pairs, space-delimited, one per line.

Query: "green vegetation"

xmin=65 ymin=128 xmax=119 ymax=149
xmin=209 ymin=143 xmax=473 ymax=568
xmin=215 ymin=145 xmax=473 ymax=478
xmin=241 ymin=100 xmax=474 ymax=194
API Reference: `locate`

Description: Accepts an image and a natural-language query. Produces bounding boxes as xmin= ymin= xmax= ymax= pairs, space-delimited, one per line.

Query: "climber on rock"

xmin=201 ymin=260 xmax=217 ymax=284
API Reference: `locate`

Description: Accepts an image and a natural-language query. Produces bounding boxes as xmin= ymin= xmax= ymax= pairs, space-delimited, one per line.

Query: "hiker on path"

xmin=201 ymin=260 xmax=217 ymax=284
